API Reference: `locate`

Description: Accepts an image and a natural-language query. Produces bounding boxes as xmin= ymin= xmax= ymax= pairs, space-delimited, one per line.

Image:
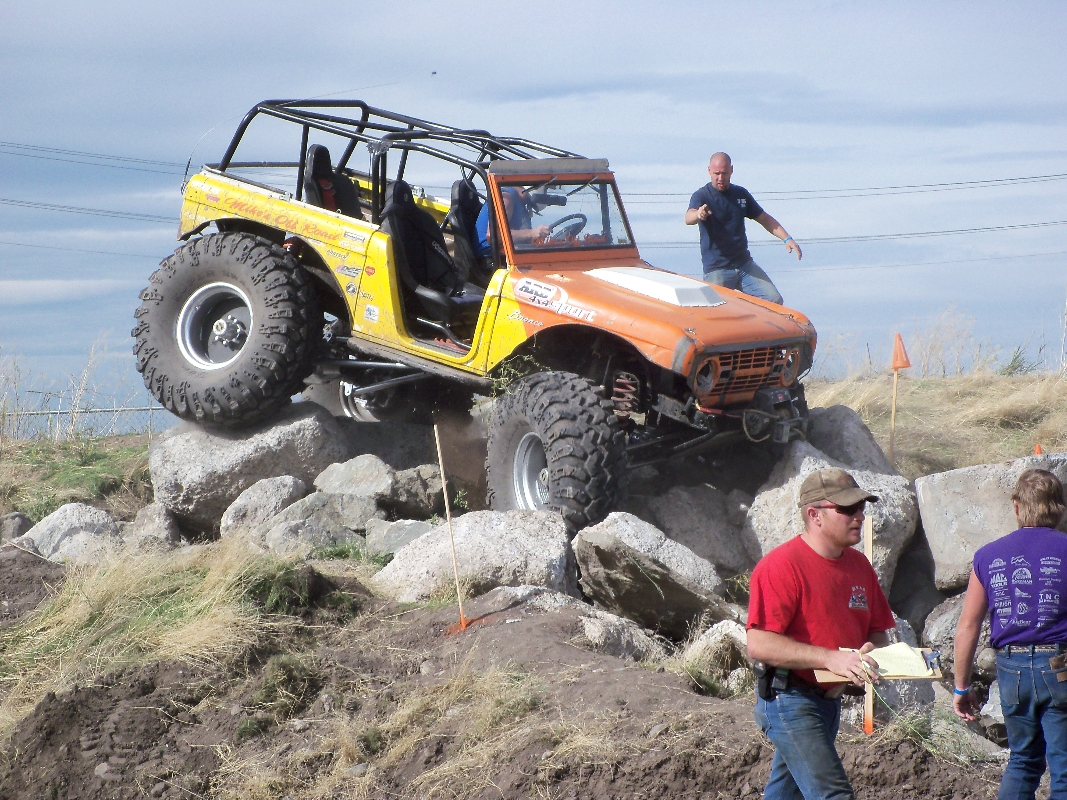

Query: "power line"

xmin=0 ymin=141 xmax=184 ymax=166
xmin=0 ymin=148 xmax=187 ymax=176
xmin=0 ymin=197 xmax=171 ymax=223
xmin=0 ymin=239 xmax=160 ymax=259
xmin=641 ymin=219 xmax=1067 ymax=248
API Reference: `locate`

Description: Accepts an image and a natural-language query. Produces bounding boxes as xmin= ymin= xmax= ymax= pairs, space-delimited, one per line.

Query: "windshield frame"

xmin=487 ymin=172 xmax=639 ymax=266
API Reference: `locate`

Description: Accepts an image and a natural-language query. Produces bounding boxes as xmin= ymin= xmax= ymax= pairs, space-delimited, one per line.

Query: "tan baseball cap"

xmin=797 ymin=467 xmax=880 ymax=508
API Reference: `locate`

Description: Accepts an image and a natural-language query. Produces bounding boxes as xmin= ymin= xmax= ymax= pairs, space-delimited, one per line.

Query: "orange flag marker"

xmin=889 ymin=334 xmax=911 ymax=468
xmin=1035 ymin=443 xmax=1044 ymax=455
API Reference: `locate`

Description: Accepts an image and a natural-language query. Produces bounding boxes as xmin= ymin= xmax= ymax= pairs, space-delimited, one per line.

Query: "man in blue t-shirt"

xmin=474 ymin=187 xmax=551 ymax=257
xmin=953 ymin=468 xmax=1067 ymax=798
xmin=684 ymin=152 xmax=801 ymax=304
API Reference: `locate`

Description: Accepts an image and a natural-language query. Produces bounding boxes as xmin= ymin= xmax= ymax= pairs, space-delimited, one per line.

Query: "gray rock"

xmin=314 ymin=454 xmax=394 ymax=498
xmin=646 ymin=486 xmax=761 ymax=576
xmin=923 ymin=594 xmax=991 ymax=677
xmin=332 ymin=416 xmax=437 ymax=469
xmin=254 ymin=493 xmax=384 ymax=544
xmin=365 ymin=519 xmax=433 ymax=556
xmin=888 ymin=525 xmax=947 ymax=636
xmin=875 ymin=615 xmax=936 ymax=713
xmin=149 ymin=403 xmax=352 ymax=532
xmin=684 ymin=620 xmax=751 ymax=678
xmin=370 ymin=511 xmax=576 ymax=603
xmin=122 ymin=503 xmax=181 ymax=552
xmin=391 ymin=464 xmax=444 ymax=518
xmin=915 ymin=453 xmax=1067 ymax=591
xmin=806 ymin=405 xmax=897 ymax=475
xmin=21 ymin=503 xmax=122 ymax=563
xmin=263 ymin=520 xmax=341 ymax=556
xmin=220 ymin=476 xmax=307 ymax=539
xmin=743 ymin=441 xmax=919 ymax=591
xmin=1 ymin=512 xmax=32 ymax=541
xmin=573 ymin=525 xmax=735 ymax=639
xmin=726 ymin=489 xmax=754 ymax=528
xmin=981 ymin=680 xmax=1004 ymax=726
xmin=582 ymin=512 xmax=724 ymax=594
xmin=578 ymin=612 xmax=666 ymax=662
xmin=975 ymin=647 xmax=999 ymax=680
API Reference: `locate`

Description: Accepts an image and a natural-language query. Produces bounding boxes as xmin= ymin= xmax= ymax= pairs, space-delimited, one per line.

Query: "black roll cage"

xmin=207 ymin=99 xmax=583 ymax=227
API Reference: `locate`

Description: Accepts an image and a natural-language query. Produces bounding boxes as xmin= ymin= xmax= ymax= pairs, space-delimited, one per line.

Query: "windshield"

xmin=497 ymin=179 xmax=633 ymax=252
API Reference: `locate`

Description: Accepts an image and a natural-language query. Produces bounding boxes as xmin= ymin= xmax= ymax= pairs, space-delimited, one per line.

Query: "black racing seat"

xmin=442 ymin=178 xmax=486 ymax=284
xmin=380 ymin=180 xmax=484 ymax=340
xmin=302 ymin=145 xmax=362 ymax=218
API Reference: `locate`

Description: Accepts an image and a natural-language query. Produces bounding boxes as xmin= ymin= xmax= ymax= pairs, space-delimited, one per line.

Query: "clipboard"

xmin=813 ymin=646 xmax=942 ymax=683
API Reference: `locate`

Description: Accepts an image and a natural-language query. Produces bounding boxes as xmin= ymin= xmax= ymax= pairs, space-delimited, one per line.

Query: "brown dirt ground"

xmin=0 ymin=555 xmax=1005 ymax=800
xmin=0 ymin=546 xmax=65 ymax=628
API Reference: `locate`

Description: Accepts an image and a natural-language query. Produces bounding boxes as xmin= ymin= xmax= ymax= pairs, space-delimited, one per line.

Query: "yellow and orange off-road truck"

xmin=134 ymin=100 xmax=816 ymax=529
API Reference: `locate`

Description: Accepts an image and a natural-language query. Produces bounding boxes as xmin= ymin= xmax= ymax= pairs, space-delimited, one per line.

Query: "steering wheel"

xmin=547 ymin=213 xmax=588 ymax=242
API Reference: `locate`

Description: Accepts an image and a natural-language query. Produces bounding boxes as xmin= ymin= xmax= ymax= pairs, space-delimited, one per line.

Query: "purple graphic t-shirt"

xmin=973 ymin=527 xmax=1067 ymax=647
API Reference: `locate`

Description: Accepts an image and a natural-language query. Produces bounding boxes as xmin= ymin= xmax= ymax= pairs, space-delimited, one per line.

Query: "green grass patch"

xmin=251 ymin=654 xmax=322 ymax=722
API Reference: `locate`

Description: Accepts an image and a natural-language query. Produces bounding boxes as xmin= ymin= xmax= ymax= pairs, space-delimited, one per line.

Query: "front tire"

xmin=486 ymin=371 xmax=626 ymax=531
xmin=132 ymin=232 xmax=321 ymax=428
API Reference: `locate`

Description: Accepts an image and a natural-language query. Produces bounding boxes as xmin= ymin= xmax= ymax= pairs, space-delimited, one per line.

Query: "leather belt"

xmin=998 ymin=643 xmax=1067 ymax=655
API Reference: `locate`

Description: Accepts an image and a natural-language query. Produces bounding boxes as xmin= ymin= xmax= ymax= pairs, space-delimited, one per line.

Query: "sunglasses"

xmin=814 ymin=501 xmax=866 ymax=517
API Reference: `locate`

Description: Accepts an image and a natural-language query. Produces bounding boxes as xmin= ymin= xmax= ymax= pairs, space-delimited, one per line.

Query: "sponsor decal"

xmin=995 ymin=597 xmax=1011 ymax=608
xmin=1039 ymin=590 xmax=1060 ymax=605
xmin=1015 ymin=588 xmax=1031 ymax=598
xmin=363 ymin=304 xmax=379 ymax=323
xmin=848 ymin=585 xmax=869 ymax=611
xmin=1042 ymin=557 xmax=1062 ymax=566
xmin=990 ymin=573 xmax=1008 ymax=588
xmin=1041 ymin=566 xmax=1061 ymax=576
xmin=997 ymin=607 xmax=1011 ymax=617
xmin=513 ymin=277 xmax=596 ymax=323
xmin=326 ymin=249 xmax=348 ymax=260
xmin=345 ymin=283 xmax=357 ymax=295
xmin=1012 ymin=567 xmax=1033 ymax=584
xmin=366 ymin=266 xmax=376 ymax=276
xmin=336 ymin=266 xmax=362 ymax=278
xmin=359 ymin=291 xmax=373 ymax=300
xmin=990 ymin=558 xmax=1006 ymax=568
xmin=1016 ymin=602 xmax=1030 ymax=615
xmin=1012 ymin=556 xmax=1031 ymax=567
xmin=1014 ymin=619 xmax=1034 ymax=627
xmin=507 ymin=309 xmax=544 ymax=327
xmin=343 ymin=230 xmax=367 ymax=244
xmin=206 ymin=191 xmax=220 ymax=203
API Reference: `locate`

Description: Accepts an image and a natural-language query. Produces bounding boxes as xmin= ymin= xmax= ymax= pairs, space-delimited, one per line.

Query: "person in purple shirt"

xmin=954 ymin=468 xmax=1067 ymax=799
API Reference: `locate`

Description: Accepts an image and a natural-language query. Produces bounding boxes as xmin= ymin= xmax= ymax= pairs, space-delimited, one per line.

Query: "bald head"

xmin=707 ymin=153 xmax=734 ymax=192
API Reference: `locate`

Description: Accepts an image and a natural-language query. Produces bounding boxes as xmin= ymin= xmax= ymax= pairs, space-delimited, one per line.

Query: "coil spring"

xmin=611 ymin=371 xmax=640 ymax=417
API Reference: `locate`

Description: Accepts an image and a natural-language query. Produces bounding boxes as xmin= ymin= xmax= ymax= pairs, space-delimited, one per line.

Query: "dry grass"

xmin=807 ymin=372 xmax=1067 ymax=481
xmin=0 ymin=539 xmax=288 ymax=738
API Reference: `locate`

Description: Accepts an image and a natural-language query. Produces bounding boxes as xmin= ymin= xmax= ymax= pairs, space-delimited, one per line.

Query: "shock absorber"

xmin=611 ymin=371 xmax=640 ymax=418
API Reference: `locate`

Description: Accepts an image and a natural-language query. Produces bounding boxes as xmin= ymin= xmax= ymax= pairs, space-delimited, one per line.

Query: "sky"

xmin=1 ymin=1 xmax=1066 ymax=412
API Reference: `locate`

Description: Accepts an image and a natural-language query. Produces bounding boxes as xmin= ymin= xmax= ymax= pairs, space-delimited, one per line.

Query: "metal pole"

xmin=433 ymin=421 xmax=467 ymax=630
xmin=863 ymin=515 xmax=875 ymax=735
xmin=889 ymin=369 xmax=899 ymax=467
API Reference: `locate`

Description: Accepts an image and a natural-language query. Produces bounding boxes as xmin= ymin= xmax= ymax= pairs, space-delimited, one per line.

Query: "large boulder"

xmin=742 ymin=441 xmax=919 ymax=591
xmin=220 ymin=476 xmax=307 ymax=539
xmin=580 ymin=513 xmax=724 ymax=595
xmin=573 ymin=523 xmax=735 ymax=639
xmin=15 ymin=503 xmax=122 ymax=564
xmin=806 ymin=405 xmax=897 ymax=475
xmin=915 ymin=453 xmax=1067 ymax=591
xmin=683 ymin=620 xmax=751 ymax=688
xmin=888 ymin=525 xmax=947 ymax=635
xmin=253 ymin=493 xmax=384 ymax=544
xmin=314 ymin=455 xmax=444 ymax=518
xmin=922 ymin=594 xmax=992 ymax=677
xmin=370 ymin=511 xmax=576 ymax=603
xmin=262 ymin=519 xmax=337 ymax=556
xmin=149 ymin=403 xmax=352 ymax=532
xmin=645 ymin=486 xmax=761 ymax=576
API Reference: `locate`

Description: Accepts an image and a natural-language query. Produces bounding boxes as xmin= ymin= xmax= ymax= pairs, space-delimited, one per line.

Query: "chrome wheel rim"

xmin=176 ymin=282 xmax=253 ymax=370
xmin=513 ymin=431 xmax=550 ymax=509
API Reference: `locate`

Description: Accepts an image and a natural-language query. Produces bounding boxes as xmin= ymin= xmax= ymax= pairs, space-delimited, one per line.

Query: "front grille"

xmin=696 ymin=345 xmax=789 ymax=402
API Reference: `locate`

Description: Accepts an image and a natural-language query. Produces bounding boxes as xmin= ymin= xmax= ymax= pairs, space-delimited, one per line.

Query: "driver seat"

xmin=380 ymin=180 xmax=484 ymax=341
xmin=303 ymin=145 xmax=362 ymax=218
xmin=442 ymin=178 xmax=494 ymax=287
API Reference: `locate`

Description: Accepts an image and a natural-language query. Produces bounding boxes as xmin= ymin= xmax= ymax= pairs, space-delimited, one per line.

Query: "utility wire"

xmin=641 ymin=219 xmax=1067 ymax=248
xmin=0 ymin=197 xmax=172 ymax=223
xmin=0 ymin=239 xmax=160 ymax=259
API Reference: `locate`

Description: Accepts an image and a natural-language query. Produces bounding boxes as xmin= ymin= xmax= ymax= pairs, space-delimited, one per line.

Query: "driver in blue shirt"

xmin=474 ymin=187 xmax=551 ymax=257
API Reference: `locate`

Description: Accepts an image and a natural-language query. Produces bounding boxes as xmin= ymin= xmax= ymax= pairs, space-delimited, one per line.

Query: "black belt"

xmin=998 ymin=643 xmax=1067 ymax=655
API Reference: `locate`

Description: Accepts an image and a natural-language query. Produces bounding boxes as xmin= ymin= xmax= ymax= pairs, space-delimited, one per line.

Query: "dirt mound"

xmin=0 ymin=576 xmax=1004 ymax=800
xmin=0 ymin=546 xmax=65 ymax=627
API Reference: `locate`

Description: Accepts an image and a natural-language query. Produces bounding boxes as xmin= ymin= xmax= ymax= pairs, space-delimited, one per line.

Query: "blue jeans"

xmin=754 ymin=688 xmax=855 ymax=799
xmin=997 ymin=649 xmax=1067 ymax=800
xmin=704 ymin=256 xmax=784 ymax=305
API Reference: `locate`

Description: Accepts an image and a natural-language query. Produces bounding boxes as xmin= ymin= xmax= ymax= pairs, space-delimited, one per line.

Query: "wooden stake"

xmin=862 ymin=515 xmax=875 ymax=735
xmin=433 ymin=421 xmax=467 ymax=630
xmin=889 ymin=369 xmax=899 ymax=468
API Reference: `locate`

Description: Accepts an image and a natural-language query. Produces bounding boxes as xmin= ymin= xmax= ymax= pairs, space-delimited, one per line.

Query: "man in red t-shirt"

xmin=747 ymin=467 xmax=896 ymax=800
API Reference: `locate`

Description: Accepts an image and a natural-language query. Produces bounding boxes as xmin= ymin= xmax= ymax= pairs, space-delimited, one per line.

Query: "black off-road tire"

xmin=485 ymin=371 xmax=626 ymax=531
xmin=132 ymin=232 xmax=322 ymax=428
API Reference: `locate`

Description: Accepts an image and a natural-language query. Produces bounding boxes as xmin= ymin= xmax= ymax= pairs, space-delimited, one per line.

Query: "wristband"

xmin=784 ymin=237 xmax=794 ymax=244
xmin=953 ymin=686 xmax=971 ymax=696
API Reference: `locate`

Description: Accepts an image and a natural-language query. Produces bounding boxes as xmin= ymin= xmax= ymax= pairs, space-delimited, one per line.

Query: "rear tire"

xmin=132 ymin=232 xmax=322 ymax=428
xmin=485 ymin=371 xmax=626 ymax=531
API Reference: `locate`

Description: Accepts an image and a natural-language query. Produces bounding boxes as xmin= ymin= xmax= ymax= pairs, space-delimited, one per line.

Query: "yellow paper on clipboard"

xmin=813 ymin=642 xmax=942 ymax=683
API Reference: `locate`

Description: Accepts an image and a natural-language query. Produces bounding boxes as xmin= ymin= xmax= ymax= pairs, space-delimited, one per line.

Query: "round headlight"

xmin=694 ymin=357 xmax=720 ymax=397
xmin=782 ymin=348 xmax=801 ymax=384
